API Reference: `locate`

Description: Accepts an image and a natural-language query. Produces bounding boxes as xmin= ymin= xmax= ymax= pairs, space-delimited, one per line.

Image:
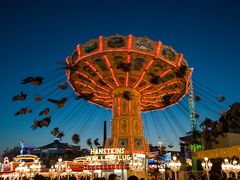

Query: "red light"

xmin=133 ymin=59 xmax=154 ymax=89
xmin=177 ymin=53 xmax=183 ymax=67
xmin=76 ymin=72 xmax=110 ymax=92
xmin=99 ymin=36 xmax=103 ymax=52
xmin=128 ymin=34 xmax=133 ymax=53
xmin=160 ymin=69 xmax=172 ymax=77
xmin=103 ymin=55 xmax=120 ymax=86
xmin=85 ymin=61 xmax=113 ymax=89
xmin=125 ymin=72 xmax=129 ymax=87
xmin=156 ymin=41 xmax=162 ymax=57
xmin=77 ymin=44 xmax=81 ymax=57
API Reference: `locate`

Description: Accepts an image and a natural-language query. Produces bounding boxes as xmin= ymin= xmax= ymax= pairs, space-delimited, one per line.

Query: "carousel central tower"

xmin=106 ymin=88 xmax=148 ymax=154
xmin=66 ymin=34 xmax=192 ymax=154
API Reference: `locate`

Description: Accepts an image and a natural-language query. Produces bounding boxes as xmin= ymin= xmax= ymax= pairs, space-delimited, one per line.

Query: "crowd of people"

xmin=88 ymin=173 xmax=145 ymax=180
xmin=107 ymin=173 xmax=144 ymax=180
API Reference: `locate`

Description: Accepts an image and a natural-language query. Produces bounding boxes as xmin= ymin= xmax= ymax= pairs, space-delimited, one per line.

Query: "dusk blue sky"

xmin=0 ymin=0 xmax=240 ymax=154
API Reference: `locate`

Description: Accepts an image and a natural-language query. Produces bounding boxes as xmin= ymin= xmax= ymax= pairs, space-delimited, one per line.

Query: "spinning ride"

xmin=66 ymin=34 xmax=192 ymax=154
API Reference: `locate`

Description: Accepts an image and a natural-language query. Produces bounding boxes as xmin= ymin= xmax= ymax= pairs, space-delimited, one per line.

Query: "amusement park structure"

xmin=66 ymin=34 xmax=193 ymax=154
xmin=6 ymin=34 xmax=235 ymax=179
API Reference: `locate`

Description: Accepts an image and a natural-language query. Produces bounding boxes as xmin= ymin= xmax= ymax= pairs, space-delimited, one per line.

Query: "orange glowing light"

xmin=103 ymin=55 xmax=120 ymax=86
xmin=177 ymin=53 xmax=183 ymax=67
xmin=133 ymin=59 xmax=154 ymax=89
xmin=159 ymin=69 xmax=172 ymax=77
xmin=77 ymin=44 xmax=81 ymax=57
xmin=76 ymin=72 xmax=110 ymax=92
xmin=99 ymin=36 xmax=103 ymax=52
xmin=125 ymin=72 xmax=129 ymax=87
xmin=128 ymin=34 xmax=133 ymax=53
xmin=74 ymin=81 xmax=108 ymax=95
xmin=85 ymin=61 xmax=113 ymax=89
xmin=156 ymin=41 xmax=162 ymax=57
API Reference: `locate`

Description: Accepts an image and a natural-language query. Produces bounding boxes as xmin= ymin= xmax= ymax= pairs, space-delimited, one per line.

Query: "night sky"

xmin=1 ymin=0 xmax=240 ymax=154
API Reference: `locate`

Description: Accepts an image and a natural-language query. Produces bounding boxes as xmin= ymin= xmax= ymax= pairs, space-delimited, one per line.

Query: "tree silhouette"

xmin=72 ymin=134 xmax=80 ymax=144
xmin=93 ymin=138 xmax=100 ymax=147
xmin=86 ymin=138 xmax=93 ymax=149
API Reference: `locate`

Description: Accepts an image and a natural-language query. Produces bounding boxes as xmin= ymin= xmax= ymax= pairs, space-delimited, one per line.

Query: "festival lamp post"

xmin=130 ymin=154 xmax=144 ymax=177
xmin=232 ymin=159 xmax=240 ymax=179
xmin=29 ymin=159 xmax=41 ymax=179
xmin=65 ymin=166 xmax=73 ymax=180
xmin=55 ymin=157 xmax=65 ymax=180
xmin=49 ymin=165 xmax=56 ymax=180
xmin=169 ymin=155 xmax=181 ymax=180
xmin=221 ymin=158 xmax=232 ymax=178
xmin=158 ymin=165 xmax=165 ymax=180
xmin=201 ymin=157 xmax=212 ymax=180
xmin=157 ymin=141 xmax=166 ymax=180
xmin=15 ymin=162 xmax=30 ymax=180
xmin=131 ymin=154 xmax=138 ymax=175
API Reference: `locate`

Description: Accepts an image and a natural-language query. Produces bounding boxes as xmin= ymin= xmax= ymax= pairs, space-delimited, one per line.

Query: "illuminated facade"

xmin=66 ymin=34 xmax=192 ymax=155
xmin=105 ymin=88 xmax=148 ymax=154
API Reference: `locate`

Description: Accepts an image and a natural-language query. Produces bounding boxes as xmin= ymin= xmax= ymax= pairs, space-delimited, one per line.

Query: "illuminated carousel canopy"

xmin=66 ymin=34 xmax=192 ymax=111
xmin=66 ymin=34 xmax=192 ymax=154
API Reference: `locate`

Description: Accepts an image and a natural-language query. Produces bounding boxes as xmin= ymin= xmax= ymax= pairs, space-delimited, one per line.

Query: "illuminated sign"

xmin=87 ymin=148 xmax=131 ymax=162
xmin=90 ymin=148 xmax=125 ymax=155
xmin=13 ymin=154 xmax=39 ymax=162
xmin=86 ymin=154 xmax=131 ymax=162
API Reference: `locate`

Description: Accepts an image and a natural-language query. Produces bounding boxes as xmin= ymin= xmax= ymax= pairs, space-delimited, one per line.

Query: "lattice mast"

xmin=188 ymin=76 xmax=198 ymax=171
xmin=188 ymin=77 xmax=197 ymax=129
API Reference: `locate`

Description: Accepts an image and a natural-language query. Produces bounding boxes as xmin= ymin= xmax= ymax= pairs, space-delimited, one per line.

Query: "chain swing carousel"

xmin=65 ymin=34 xmax=192 ymax=177
xmin=5 ymin=34 xmax=232 ymax=179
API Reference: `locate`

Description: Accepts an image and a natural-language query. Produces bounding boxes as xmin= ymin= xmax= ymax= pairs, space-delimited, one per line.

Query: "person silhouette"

xmin=108 ymin=174 xmax=118 ymax=180
xmin=20 ymin=139 xmax=25 ymax=155
xmin=128 ymin=175 xmax=139 ymax=180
